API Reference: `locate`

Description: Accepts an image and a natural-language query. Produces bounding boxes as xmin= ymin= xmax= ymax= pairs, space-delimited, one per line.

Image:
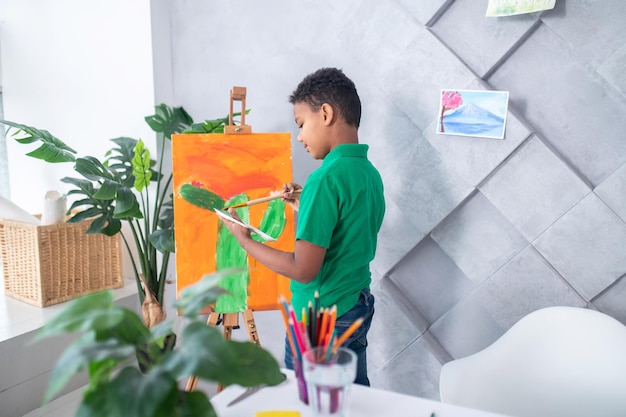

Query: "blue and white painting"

xmin=436 ymin=89 xmax=509 ymax=140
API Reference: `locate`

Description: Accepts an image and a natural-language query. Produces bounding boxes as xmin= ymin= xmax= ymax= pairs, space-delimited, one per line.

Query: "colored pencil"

xmin=278 ymin=296 xmax=298 ymax=360
xmin=288 ymin=317 xmax=304 ymax=361
xmin=317 ymin=307 xmax=329 ymax=347
xmin=333 ymin=317 xmax=364 ymax=352
xmin=313 ymin=292 xmax=320 ymax=346
xmin=327 ymin=305 xmax=337 ymax=340
xmin=324 ymin=331 xmax=336 ymax=361
xmin=308 ymin=300 xmax=314 ymax=345
xmin=299 ymin=321 xmax=312 ymax=352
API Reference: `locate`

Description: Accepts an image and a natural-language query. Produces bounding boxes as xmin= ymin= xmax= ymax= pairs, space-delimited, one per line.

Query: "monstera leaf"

xmin=34 ymin=270 xmax=284 ymax=417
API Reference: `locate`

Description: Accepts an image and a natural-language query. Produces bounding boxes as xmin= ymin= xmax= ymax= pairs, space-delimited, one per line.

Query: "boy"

xmin=221 ymin=67 xmax=385 ymax=385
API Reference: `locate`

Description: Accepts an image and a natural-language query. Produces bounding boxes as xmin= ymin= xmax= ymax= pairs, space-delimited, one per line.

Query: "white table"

xmin=211 ymin=369 xmax=511 ymax=417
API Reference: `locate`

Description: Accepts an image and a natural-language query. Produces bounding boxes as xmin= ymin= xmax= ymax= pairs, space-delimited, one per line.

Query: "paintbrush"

xmin=225 ymin=189 xmax=301 ymax=209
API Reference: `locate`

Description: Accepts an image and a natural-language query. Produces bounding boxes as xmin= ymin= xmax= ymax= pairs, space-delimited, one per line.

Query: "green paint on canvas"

xmin=254 ymin=198 xmax=287 ymax=242
xmin=215 ymin=194 xmax=250 ymax=313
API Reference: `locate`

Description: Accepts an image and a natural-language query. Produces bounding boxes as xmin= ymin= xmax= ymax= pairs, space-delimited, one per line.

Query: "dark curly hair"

xmin=289 ymin=67 xmax=361 ymax=128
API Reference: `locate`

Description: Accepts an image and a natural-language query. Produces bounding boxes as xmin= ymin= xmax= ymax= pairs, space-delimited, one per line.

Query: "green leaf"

xmin=26 ymin=142 xmax=76 ymax=163
xmin=157 ymin=197 xmax=174 ymax=229
xmin=34 ymin=291 xmax=117 ymax=340
xmin=76 ymin=367 xmax=181 ymax=417
xmin=66 ymin=206 xmax=99 ymax=221
xmin=34 ymin=293 xmax=148 ymax=344
xmin=132 ymin=139 xmax=152 ymax=193
xmin=97 ymin=309 xmax=152 ymax=345
xmin=113 ymin=186 xmax=142 ymax=219
xmin=61 ymin=176 xmax=93 ymax=188
xmin=76 ymin=383 xmax=115 ymax=417
xmin=0 ymin=119 xmax=77 ymax=162
xmin=43 ymin=335 xmax=136 ymax=404
xmin=179 ymin=391 xmax=216 ymax=417
xmin=183 ymin=114 xmax=230 ymax=134
xmin=162 ymin=322 xmax=283 ymax=387
xmin=145 ymin=103 xmax=193 ymax=139
xmin=173 ymin=270 xmax=239 ymax=317
xmin=109 ymin=367 xmax=179 ymax=417
xmin=149 ymin=229 xmax=175 ymax=253
xmin=105 ymin=137 xmax=150 ymax=188
xmin=93 ymin=179 xmax=119 ymax=200
xmin=74 ymin=156 xmax=113 ymax=182
xmin=86 ymin=358 xmax=117 ymax=390
xmin=149 ymin=319 xmax=175 ymax=342
xmin=84 ymin=213 xmax=122 ymax=236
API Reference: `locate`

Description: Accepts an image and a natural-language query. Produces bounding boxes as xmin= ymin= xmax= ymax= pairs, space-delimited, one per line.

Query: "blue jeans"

xmin=284 ymin=288 xmax=375 ymax=386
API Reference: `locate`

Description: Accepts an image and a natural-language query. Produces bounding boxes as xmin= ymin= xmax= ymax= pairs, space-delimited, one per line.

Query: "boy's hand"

xmin=221 ymin=208 xmax=252 ymax=240
xmin=276 ymin=182 xmax=302 ymax=212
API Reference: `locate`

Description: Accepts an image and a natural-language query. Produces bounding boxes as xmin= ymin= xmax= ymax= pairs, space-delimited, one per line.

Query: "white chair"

xmin=439 ymin=306 xmax=626 ymax=417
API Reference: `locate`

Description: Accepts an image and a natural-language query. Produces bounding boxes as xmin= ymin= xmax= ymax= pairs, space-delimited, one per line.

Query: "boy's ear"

xmin=320 ymin=103 xmax=335 ymax=125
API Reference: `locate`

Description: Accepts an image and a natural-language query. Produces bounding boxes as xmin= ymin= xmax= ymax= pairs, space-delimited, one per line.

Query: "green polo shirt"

xmin=291 ymin=143 xmax=385 ymax=318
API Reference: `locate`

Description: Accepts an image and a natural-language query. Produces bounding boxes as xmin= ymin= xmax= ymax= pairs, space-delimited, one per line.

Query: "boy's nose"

xmin=297 ymin=133 xmax=303 ymax=142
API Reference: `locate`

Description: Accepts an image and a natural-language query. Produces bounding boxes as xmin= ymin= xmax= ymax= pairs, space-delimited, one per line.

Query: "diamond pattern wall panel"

xmin=479 ymin=135 xmax=591 ymax=241
xmin=541 ymin=1 xmax=626 ymax=70
xmin=164 ymin=0 xmax=626 ymax=401
xmin=429 ymin=294 xmax=504 ymax=359
xmin=369 ymin=331 xmax=446 ymax=399
xmin=533 ymin=193 xmax=626 ymax=301
xmin=388 ymin=237 xmax=474 ymax=324
xmin=488 ymin=23 xmax=626 ymax=187
xmin=367 ymin=278 xmax=429 ymax=370
xmin=473 ymin=246 xmax=587 ymax=329
xmin=395 ymin=0 xmax=452 ymax=26
xmin=429 ymin=0 xmax=539 ymax=77
xmin=595 ymin=162 xmax=626 ymax=223
xmin=431 ymin=192 xmax=528 ymax=284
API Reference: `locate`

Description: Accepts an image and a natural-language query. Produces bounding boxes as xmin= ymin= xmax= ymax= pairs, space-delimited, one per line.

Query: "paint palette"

xmin=214 ymin=209 xmax=277 ymax=242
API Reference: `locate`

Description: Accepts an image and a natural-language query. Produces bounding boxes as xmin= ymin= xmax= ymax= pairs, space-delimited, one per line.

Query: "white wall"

xmin=0 ymin=0 xmax=155 ymax=215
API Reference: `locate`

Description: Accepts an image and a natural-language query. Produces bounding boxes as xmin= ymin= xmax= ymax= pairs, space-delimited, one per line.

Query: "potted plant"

xmin=33 ymin=268 xmax=285 ymax=417
xmin=0 ymin=105 xmax=243 ymax=328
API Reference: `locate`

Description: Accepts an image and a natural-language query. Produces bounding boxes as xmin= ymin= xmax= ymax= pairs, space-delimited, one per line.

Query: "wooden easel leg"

xmin=184 ymin=310 xmax=262 ymax=393
xmin=222 ymin=312 xmax=239 ymax=341
xmin=185 ymin=312 xmax=221 ymax=392
xmin=216 ymin=313 xmax=240 ymax=392
xmin=243 ymin=309 xmax=261 ymax=347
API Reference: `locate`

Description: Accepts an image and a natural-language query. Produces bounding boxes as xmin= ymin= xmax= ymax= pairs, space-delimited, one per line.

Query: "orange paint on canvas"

xmin=172 ymin=133 xmax=294 ymax=311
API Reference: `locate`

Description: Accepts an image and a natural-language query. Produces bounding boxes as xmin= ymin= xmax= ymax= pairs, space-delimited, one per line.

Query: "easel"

xmin=185 ymin=309 xmax=261 ymax=392
xmin=185 ymin=86 xmax=260 ymax=393
xmin=224 ymin=86 xmax=252 ymax=134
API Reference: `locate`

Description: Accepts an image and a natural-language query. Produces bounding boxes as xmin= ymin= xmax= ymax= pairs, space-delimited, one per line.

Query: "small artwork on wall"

xmin=486 ymin=0 xmax=556 ymax=17
xmin=436 ymin=89 xmax=509 ymax=140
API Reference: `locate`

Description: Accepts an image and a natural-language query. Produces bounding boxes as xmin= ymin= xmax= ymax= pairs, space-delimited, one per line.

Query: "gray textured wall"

xmin=158 ymin=0 xmax=626 ymax=400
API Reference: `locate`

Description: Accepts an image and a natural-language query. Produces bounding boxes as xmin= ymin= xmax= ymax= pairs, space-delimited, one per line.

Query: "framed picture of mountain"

xmin=436 ymin=89 xmax=509 ymax=140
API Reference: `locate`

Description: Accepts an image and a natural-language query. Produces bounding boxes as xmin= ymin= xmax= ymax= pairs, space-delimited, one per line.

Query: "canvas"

xmin=172 ymin=133 xmax=294 ymax=313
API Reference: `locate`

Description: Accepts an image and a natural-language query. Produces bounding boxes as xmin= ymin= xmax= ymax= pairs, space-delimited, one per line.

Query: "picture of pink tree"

xmin=440 ymin=90 xmax=463 ymax=133
xmin=436 ymin=89 xmax=509 ymax=139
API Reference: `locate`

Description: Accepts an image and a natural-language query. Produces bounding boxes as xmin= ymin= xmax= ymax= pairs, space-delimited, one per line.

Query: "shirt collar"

xmin=324 ymin=143 xmax=369 ymax=164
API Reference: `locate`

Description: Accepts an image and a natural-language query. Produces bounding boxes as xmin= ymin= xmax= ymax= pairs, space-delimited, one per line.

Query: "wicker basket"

xmin=0 ymin=217 xmax=123 ymax=307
